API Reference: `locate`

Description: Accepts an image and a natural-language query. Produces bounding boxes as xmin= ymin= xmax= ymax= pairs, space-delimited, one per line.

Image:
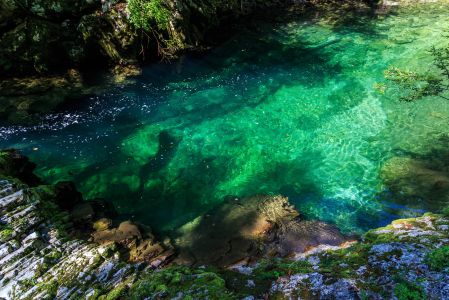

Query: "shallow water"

xmin=1 ymin=2 xmax=449 ymax=234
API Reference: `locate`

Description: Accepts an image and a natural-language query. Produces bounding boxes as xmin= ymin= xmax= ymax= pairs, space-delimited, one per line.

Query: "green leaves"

xmin=127 ymin=0 xmax=171 ymax=31
xmin=425 ymin=246 xmax=449 ymax=271
xmin=383 ymin=44 xmax=449 ymax=102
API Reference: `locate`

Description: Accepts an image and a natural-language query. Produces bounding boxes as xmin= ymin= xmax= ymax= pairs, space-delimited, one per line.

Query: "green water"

xmin=1 ymin=2 xmax=449 ymax=234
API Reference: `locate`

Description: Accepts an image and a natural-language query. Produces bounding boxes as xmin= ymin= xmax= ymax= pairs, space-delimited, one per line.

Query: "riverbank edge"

xmin=0 ymin=0 xmax=379 ymax=124
xmin=1 ymin=150 xmax=449 ymax=299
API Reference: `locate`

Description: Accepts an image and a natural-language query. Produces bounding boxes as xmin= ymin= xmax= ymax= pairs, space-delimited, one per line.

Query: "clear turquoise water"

xmin=1 ymin=2 xmax=449 ymax=234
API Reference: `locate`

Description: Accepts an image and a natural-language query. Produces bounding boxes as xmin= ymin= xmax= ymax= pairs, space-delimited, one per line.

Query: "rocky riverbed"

xmin=1 ymin=150 xmax=449 ymax=299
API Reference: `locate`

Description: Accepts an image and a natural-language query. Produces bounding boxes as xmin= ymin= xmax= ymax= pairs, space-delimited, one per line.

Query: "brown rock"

xmin=175 ymin=195 xmax=346 ymax=267
xmin=92 ymin=221 xmax=142 ymax=245
xmin=93 ymin=218 xmax=112 ymax=231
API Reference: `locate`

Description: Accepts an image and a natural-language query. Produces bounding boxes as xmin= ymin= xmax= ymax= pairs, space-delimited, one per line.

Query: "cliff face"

xmin=0 ymin=0 xmax=291 ymax=78
xmin=0 ymin=0 xmax=295 ymax=124
xmin=1 ymin=150 xmax=449 ymax=299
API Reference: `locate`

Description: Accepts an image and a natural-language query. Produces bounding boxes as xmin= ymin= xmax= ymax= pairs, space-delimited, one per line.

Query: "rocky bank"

xmin=0 ymin=0 xmax=378 ymax=123
xmin=1 ymin=150 xmax=449 ymax=299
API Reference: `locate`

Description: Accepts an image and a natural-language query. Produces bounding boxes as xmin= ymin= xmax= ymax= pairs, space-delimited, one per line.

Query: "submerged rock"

xmin=175 ymin=195 xmax=347 ymax=266
xmin=381 ymin=156 xmax=449 ymax=210
xmin=1 ymin=150 xmax=449 ymax=299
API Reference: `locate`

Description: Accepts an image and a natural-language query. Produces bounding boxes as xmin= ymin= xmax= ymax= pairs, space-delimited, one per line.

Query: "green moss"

xmin=394 ymin=279 xmax=425 ymax=300
xmin=0 ymin=226 xmax=14 ymax=241
xmin=42 ymin=281 xmax=59 ymax=299
xmin=425 ymin=246 xmax=449 ymax=271
xmin=252 ymin=259 xmax=314 ymax=280
xmin=45 ymin=250 xmax=62 ymax=261
xmin=129 ymin=266 xmax=237 ymax=299
xmin=106 ymin=284 xmax=127 ymax=300
xmin=317 ymin=243 xmax=370 ymax=277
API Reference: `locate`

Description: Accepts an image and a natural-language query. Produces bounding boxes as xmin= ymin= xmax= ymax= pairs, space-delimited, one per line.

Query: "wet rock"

xmin=175 ymin=195 xmax=347 ymax=266
xmin=78 ymin=4 xmax=139 ymax=66
xmin=0 ymin=149 xmax=41 ymax=186
xmin=111 ymin=64 xmax=142 ymax=83
xmin=0 ymin=72 xmax=86 ymax=124
xmin=381 ymin=156 xmax=449 ymax=209
xmin=92 ymin=220 xmax=174 ymax=265
xmin=93 ymin=218 xmax=112 ymax=231
xmin=92 ymin=220 xmax=142 ymax=245
xmin=0 ymin=175 xmax=174 ymax=299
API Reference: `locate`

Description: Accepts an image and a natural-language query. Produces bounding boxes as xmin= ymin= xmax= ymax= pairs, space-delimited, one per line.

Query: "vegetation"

xmin=126 ymin=0 xmax=184 ymax=58
xmin=0 ymin=224 xmax=13 ymax=241
xmin=129 ymin=266 xmax=237 ymax=299
xmin=393 ymin=278 xmax=425 ymax=300
xmin=127 ymin=0 xmax=171 ymax=31
xmin=383 ymin=44 xmax=449 ymax=101
xmin=425 ymin=246 xmax=449 ymax=271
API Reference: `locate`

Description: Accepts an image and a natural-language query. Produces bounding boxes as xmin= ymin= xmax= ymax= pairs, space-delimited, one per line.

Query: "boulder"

xmin=93 ymin=217 xmax=113 ymax=231
xmin=92 ymin=220 xmax=174 ymax=264
xmin=175 ymin=195 xmax=347 ymax=267
xmin=381 ymin=156 xmax=449 ymax=210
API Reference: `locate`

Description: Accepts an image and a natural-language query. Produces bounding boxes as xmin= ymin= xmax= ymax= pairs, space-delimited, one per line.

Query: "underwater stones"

xmin=93 ymin=218 xmax=113 ymax=231
xmin=380 ymin=156 xmax=449 ymax=208
xmin=54 ymin=181 xmax=83 ymax=211
xmin=121 ymin=126 xmax=161 ymax=161
xmin=175 ymin=195 xmax=347 ymax=267
xmin=70 ymin=202 xmax=95 ymax=224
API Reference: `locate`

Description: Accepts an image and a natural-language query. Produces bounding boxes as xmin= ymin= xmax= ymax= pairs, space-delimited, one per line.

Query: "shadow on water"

xmin=378 ymin=135 xmax=449 ymax=220
xmin=174 ymin=197 xmax=261 ymax=267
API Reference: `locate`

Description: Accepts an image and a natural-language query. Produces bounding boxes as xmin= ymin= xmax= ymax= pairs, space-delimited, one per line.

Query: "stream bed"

xmin=1 ymin=1 xmax=449 ymax=234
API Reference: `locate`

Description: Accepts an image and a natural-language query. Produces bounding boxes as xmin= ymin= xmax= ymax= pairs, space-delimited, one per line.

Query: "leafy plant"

xmin=393 ymin=278 xmax=425 ymax=300
xmin=425 ymin=246 xmax=449 ymax=271
xmin=127 ymin=0 xmax=170 ymax=31
xmin=383 ymin=44 xmax=449 ymax=102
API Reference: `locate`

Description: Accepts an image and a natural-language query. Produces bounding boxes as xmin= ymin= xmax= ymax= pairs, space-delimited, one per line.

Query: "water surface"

xmin=1 ymin=2 xmax=449 ymax=234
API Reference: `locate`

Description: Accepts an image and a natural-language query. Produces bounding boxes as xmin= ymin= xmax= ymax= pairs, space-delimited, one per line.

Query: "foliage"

xmin=0 ymin=225 xmax=13 ymax=241
xmin=425 ymin=246 xmax=449 ymax=271
xmin=384 ymin=66 xmax=445 ymax=102
xmin=252 ymin=258 xmax=313 ymax=280
xmin=128 ymin=266 xmax=237 ymax=299
xmin=393 ymin=278 xmax=425 ymax=300
xmin=106 ymin=284 xmax=127 ymax=300
xmin=383 ymin=44 xmax=449 ymax=101
xmin=127 ymin=0 xmax=170 ymax=31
